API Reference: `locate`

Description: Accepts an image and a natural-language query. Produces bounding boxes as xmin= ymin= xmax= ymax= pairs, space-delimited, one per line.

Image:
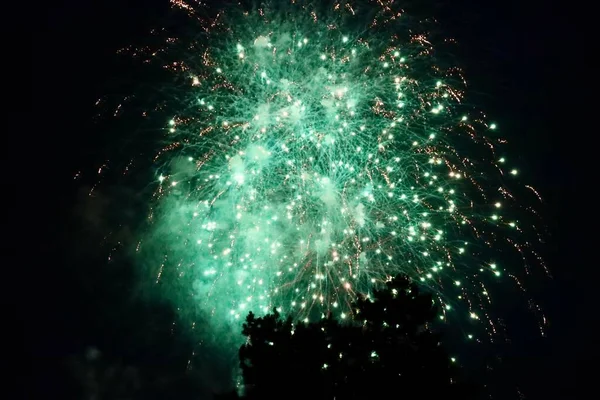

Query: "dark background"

xmin=20 ymin=0 xmax=592 ymax=398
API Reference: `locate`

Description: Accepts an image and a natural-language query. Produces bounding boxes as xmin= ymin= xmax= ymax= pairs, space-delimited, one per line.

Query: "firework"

xmin=93 ymin=0 xmax=547 ymax=346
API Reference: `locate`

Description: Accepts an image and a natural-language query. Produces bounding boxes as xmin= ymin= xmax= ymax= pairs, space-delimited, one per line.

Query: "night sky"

xmin=22 ymin=0 xmax=593 ymax=398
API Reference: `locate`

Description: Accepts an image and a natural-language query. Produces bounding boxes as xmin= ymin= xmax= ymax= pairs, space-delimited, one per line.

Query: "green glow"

xmin=102 ymin=0 xmax=546 ymax=349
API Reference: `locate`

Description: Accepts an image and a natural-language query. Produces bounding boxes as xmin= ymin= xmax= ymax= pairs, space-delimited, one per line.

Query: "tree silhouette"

xmin=236 ymin=274 xmax=477 ymax=399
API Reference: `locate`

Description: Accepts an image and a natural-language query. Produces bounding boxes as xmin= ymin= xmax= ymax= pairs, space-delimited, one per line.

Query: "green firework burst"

xmin=95 ymin=0 xmax=547 ymax=345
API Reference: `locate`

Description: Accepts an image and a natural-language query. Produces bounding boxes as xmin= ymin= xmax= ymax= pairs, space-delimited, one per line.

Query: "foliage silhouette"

xmin=235 ymin=274 xmax=477 ymax=399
